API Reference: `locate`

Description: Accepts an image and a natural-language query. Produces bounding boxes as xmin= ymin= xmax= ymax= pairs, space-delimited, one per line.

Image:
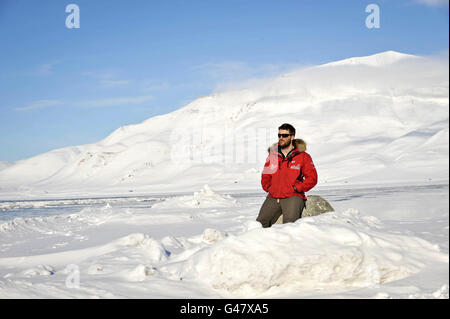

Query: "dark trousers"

xmin=256 ymin=196 xmax=305 ymax=228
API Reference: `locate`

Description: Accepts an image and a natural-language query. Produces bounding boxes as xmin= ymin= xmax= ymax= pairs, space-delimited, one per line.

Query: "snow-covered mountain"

xmin=0 ymin=51 xmax=448 ymax=199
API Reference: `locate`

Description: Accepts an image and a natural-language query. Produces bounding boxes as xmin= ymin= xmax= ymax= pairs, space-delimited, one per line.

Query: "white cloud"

xmin=99 ymin=79 xmax=131 ymax=88
xmin=14 ymin=99 xmax=63 ymax=111
xmin=81 ymin=70 xmax=117 ymax=80
xmin=36 ymin=64 xmax=54 ymax=75
xmin=35 ymin=61 xmax=61 ymax=76
xmin=191 ymin=61 xmax=306 ymax=92
xmin=415 ymin=0 xmax=449 ymax=7
xmin=78 ymin=95 xmax=153 ymax=108
xmin=13 ymin=95 xmax=154 ymax=111
xmin=81 ymin=70 xmax=134 ymax=89
xmin=139 ymin=79 xmax=170 ymax=92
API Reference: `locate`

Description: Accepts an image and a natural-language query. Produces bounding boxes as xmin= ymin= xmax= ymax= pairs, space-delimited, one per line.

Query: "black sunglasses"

xmin=278 ymin=133 xmax=292 ymax=138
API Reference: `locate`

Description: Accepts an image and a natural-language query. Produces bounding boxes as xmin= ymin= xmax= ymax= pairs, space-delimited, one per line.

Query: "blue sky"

xmin=0 ymin=0 xmax=448 ymax=162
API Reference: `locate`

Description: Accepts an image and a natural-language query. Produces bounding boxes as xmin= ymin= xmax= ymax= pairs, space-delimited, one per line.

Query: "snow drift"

xmin=164 ymin=209 xmax=448 ymax=297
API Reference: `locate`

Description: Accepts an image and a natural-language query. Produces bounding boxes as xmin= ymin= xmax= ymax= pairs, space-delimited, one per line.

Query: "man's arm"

xmin=261 ymin=155 xmax=273 ymax=192
xmin=294 ymin=153 xmax=317 ymax=192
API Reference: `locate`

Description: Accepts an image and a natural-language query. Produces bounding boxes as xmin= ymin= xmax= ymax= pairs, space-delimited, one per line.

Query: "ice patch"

xmin=0 ymin=197 xmax=154 ymax=211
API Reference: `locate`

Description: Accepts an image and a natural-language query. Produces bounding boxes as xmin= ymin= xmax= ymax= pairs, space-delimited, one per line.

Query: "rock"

xmin=275 ymin=195 xmax=334 ymax=224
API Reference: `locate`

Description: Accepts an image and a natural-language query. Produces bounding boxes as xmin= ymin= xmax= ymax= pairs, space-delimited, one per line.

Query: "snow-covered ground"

xmin=0 ymin=183 xmax=448 ymax=299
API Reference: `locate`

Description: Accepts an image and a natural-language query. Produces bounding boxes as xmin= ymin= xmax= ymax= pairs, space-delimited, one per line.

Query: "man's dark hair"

xmin=278 ymin=123 xmax=296 ymax=136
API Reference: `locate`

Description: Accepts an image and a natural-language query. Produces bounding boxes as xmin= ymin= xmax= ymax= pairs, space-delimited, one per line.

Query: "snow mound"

xmin=138 ymin=236 xmax=169 ymax=262
xmin=182 ymin=209 xmax=447 ymax=297
xmin=151 ymin=184 xmax=237 ymax=209
xmin=124 ymin=264 xmax=156 ymax=282
xmin=202 ymin=228 xmax=227 ymax=244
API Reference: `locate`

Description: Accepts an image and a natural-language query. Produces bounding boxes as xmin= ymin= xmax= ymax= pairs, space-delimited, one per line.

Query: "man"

xmin=256 ymin=123 xmax=318 ymax=228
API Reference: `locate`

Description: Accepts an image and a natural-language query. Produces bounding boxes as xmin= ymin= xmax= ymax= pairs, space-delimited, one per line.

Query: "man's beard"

xmin=279 ymin=139 xmax=292 ymax=148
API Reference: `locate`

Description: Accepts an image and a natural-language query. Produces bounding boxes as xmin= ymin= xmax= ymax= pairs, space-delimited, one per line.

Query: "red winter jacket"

xmin=261 ymin=139 xmax=317 ymax=200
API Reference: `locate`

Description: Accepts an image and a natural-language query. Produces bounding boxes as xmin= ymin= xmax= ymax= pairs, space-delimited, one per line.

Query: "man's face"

xmin=278 ymin=129 xmax=294 ymax=148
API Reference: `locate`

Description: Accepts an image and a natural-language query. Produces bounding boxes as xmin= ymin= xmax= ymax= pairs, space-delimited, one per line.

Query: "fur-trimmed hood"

xmin=267 ymin=138 xmax=307 ymax=154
